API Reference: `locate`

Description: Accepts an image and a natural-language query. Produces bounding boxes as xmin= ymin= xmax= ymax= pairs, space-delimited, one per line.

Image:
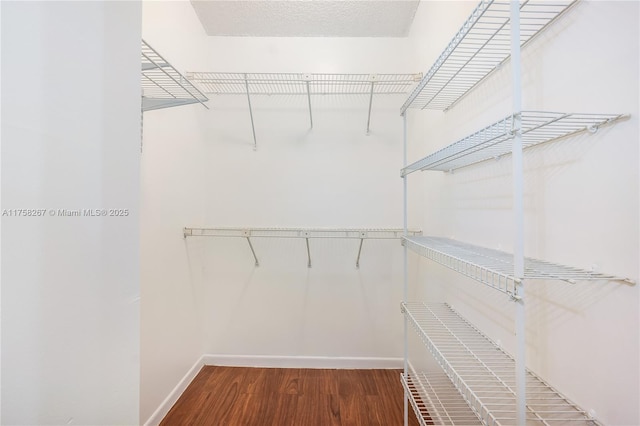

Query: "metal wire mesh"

xmin=401 ymin=112 xmax=627 ymax=174
xmin=401 ymin=0 xmax=576 ymax=113
xmin=402 ymin=302 xmax=601 ymax=425
xmin=141 ymin=40 xmax=209 ymax=111
xmin=186 ymin=72 xmax=421 ymax=95
xmin=402 ymin=370 xmax=484 ymax=425
xmin=403 ymin=236 xmax=633 ymax=296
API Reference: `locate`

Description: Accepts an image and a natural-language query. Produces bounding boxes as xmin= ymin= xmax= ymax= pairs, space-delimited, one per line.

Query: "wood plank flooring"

xmin=160 ymin=366 xmax=421 ymax=426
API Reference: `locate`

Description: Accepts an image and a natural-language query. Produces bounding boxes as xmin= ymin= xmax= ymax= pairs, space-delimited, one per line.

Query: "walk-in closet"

xmin=2 ymin=1 xmax=638 ymax=425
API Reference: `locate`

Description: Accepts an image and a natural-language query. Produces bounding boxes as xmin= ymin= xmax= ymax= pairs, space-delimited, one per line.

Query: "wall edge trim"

xmin=143 ymin=355 xmax=205 ymax=426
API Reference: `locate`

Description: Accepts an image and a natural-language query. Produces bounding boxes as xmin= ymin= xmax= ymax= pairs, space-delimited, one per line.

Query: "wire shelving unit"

xmin=401 ymin=112 xmax=627 ymax=175
xmin=402 ymin=303 xmax=601 ymax=425
xmin=399 ymin=1 xmax=634 ymax=425
xmin=186 ymin=73 xmax=421 ymax=148
xmin=403 ymin=236 xmax=634 ymax=298
xmin=141 ymin=40 xmax=209 ymax=112
xmin=400 ymin=0 xmax=576 ymax=113
xmin=184 ymin=227 xmax=421 ymax=268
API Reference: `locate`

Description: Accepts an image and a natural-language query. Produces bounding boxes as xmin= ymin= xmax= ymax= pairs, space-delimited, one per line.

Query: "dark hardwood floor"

xmin=160 ymin=366 xmax=421 ymax=425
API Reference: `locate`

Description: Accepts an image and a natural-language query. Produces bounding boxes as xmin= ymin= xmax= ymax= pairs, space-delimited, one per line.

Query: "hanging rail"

xmin=184 ymin=227 xmax=422 ymax=268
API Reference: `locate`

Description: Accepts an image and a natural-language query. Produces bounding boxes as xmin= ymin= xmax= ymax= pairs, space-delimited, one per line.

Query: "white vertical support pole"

xmin=244 ymin=73 xmax=258 ymax=150
xmin=510 ymin=1 xmax=526 ymax=425
xmin=402 ymin=112 xmax=409 ymax=426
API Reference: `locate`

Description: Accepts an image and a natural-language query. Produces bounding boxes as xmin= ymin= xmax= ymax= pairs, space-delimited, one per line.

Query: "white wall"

xmin=406 ymin=1 xmax=639 ymax=424
xmin=1 ymin=1 xmax=141 ymax=425
xmin=196 ymin=94 xmax=408 ymax=360
xmin=140 ymin=2 xmax=210 ymax=424
xmin=191 ymin=32 xmax=418 ymax=360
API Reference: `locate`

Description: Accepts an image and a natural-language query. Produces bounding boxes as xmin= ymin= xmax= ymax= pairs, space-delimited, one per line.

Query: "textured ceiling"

xmin=190 ymin=1 xmax=421 ymax=37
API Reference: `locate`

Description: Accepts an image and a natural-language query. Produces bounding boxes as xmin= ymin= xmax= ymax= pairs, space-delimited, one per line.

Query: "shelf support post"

xmin=402 ymin=111 xmax=409 ymax=426
xmin=366 ymin=80 xmax=375 ymax=135
xmin=305 ymin=238 xmax=312 ymax=268
xmin=306 ymin=78 xmax=313 ymax=129
xmin=246 ymin=237 xmax=259 ymax=267
xmin=355 ymin=239 xmax=364 ymax=269
xmin=244 ymin=74 xmax=258 ymax=150
xmin=510 ymin=1 xmax=526 ymax=424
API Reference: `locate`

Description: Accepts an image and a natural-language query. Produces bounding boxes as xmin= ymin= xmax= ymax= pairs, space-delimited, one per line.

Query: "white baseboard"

xmin=143 ymin=355 xmax=205 ymax=426
xmin=202 ymin=354 xmax=403 ymax=369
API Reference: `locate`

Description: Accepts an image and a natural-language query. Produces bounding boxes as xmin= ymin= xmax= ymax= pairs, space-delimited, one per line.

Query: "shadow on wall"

xmin=183 ymin=236 xmax=404 ymax=357
xmin=526 ymin=278 xmax=630 ymax=329
xmin=414 ymin=256 xmax=635 ymax=351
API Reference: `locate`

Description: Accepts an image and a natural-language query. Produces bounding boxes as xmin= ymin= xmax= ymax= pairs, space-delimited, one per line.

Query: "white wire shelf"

xmin=402 ymin=370 xmax=484 ymax=425
xmin=185 ymin=72 xmax=420 ymax=146
xmin=185 ymin=227 xmax=421 ymax=268
xmin=400 ymin=0 xmax=576 ymax=113
xmin=186 ymin=73 xmax=421 ymax=96
xmin=403 ymin=236 xmax=634 ymax=297
xmin=141 ymin=40 xmax=209 ymax=112
xmin=401 ymin=112 xmax=627 ymax=175
xmin=402 ymin=302 xmax=601 ymax=425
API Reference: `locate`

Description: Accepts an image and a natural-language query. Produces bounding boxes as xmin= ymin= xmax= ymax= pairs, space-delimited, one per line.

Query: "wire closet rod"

xmin=184 ymin=227 xmax=422 ymax=268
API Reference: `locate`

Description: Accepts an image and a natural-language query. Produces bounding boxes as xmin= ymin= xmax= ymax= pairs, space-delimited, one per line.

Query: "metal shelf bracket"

xmin=366 ymin=75 xmax=376 ymax=135
xmin=244 ymin=73 xmax=258 ymax=150
xmin=355 ymin=231 xmax=368 ymax=268
xmin=304 ymin=74 xmax=313 ymax=130
xmin=246 ymin=237 xmax=259 ymax=267
xmin=356 ymin=239 xmax=364 ymax=269
xmin=305 ymin=236 xmax=312 ymax=268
